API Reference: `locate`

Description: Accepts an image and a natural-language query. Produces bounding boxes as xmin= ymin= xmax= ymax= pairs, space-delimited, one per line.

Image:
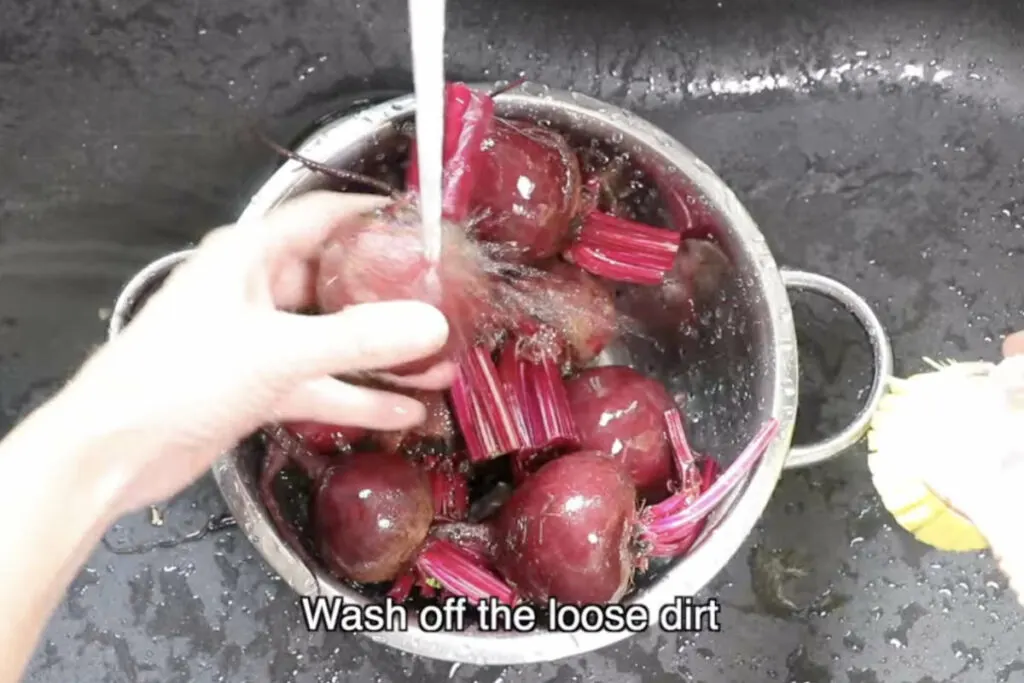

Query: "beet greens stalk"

xmin=416 ymin=538 xmax=518 ymax=605
xmin=655 ymin=458 xmax=721 ymax=557
xmin=406 ymin=83 xmax=496 ymax=221
xmin=450 ymin=346 xmax=527 ymax=462
xmin=639 ymin=418 xmax=780 ymax=558
xmin=386 ymin=537 xmax=515 ymax=605
xmin=565 ymin=211 xmax=682 ymax=285
xmin=664 ymin=409 xmax=702 ymax=501
xmin=498 ymin=335 xmax=580 ymax=454
xmin=426 ymin=455 xmax=470 ymax=522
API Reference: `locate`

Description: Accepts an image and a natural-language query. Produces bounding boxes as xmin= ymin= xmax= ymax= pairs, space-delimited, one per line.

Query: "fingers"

xmin=271 ymin=258 xmax=318 ymax=312
xmin=1004 ymin=330 xmax=1024 ymax=358
xmin=174 ymin=191 xmax=391 ymax=309
xmin=256 ymin=191 xmax=391 ymax=309
xmin=266 ymin=300 xmax=449 ymax=379
xmin=366 ymin=361 xmax=458 ymax=391
xmin=253 ymin=191 xmax=391 ymax=262
xmin=275 ymin=377 xmax=427 ymax=431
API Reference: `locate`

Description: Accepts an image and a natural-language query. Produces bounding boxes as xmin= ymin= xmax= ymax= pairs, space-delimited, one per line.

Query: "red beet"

xmin=424 ymin=454 xmax=471 ymax=523
xmin=406 ymin=85 xmax=581 ymax=264
xmin=284 ymin=421 xmax=366 ymax=453
xmin=565 ymin=366 xmax=676 ymax=503
xmin=493 ymin=451 xmax=636 ymax=604
xmin=467 ymin=119 xmax=582 ymax=263
xmin=315 ymin=204 xmax=494 ymax=341
xmin=260 ymin=427 xmax=513 ymax=601
xmin=497 ymin=334 xmax=580 ymax=457
xmin=313 ymin=450 xmax=434 ymax=583
xmin=516 ymin=260 xmax=618 ymax=367
xmin=629 ymin=238 xmax=732 ymax=332
xmin=490 ymin=419 xmax=779 ymax=604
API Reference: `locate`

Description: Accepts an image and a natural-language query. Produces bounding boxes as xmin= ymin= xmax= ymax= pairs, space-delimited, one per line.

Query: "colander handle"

xmin=108 ymin=249 xmax=194 ymax=340
xmin=780 ymin=269 xmax=894 ymax=469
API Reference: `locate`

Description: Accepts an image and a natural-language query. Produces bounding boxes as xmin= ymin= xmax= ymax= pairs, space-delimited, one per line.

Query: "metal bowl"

xmin=108 ymin=82 xmax=892 ymax=665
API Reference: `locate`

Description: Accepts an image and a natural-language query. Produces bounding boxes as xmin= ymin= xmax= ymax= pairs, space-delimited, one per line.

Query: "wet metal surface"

xmin=4 ymin=0 xmax=1024 ymax=680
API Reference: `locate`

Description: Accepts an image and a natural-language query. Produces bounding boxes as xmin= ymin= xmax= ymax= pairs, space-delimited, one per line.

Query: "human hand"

xmin=915 ymin=331 xmax=1024 ymax=532
xmin=51 ymin=190 xmax=452 ymax=519
xmin=1004 ymin=329 xmax=1024 ymax=357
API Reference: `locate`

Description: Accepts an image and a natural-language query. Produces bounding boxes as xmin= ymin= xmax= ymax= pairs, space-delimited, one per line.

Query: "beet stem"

xmin=565 ymin=211 xmax=681 ymax=285
xmin=647 ymin=458 xmax=720 ymax=557
xmin=428 ymin=460 xmax=470 ymax=522
xmin=450 ymin=347 xmax=527 ymax=462
xmin=499 ymin=342 xmax=580 ymax=453
xmin=663 ymin=409 xmax=702 ymax=500
xmin=488 ymin=77 xmax=529 ymax=98
xmin=253 ymin=129 xmax=400 ymax=198
xmin=643 ymin=419 xmax=780 ymax=552
xmin=388 ymin=572 xmax=417 ymax=602
xmin=406 ymin=83 xmax=496 ymax=221
xmin=257 ymin=437 xmax=320 ymax=570
xmin=415 ymin=538 xmax=517 ymax=605
xmin=263 ymin=425 xmax=332 ymax=480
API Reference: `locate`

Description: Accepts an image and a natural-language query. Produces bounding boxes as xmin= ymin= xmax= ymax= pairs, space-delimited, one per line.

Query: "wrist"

xmin=0 ymin=389 xmax=130 ymax=682
xmin=2 ymin=388 xmax=130 ymax=529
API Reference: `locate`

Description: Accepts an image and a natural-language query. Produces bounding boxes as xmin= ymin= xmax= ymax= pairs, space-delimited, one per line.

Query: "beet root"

xmin=315 ymin=203 xmax=494 ymax=336
xmin=260 ymin=428 xmax=513 ymax=603
xmin=515 ymin=260 xmax=618 ymax=367
xmin=623 ymin=238 xmax=733 ymax=334
xmin=488 ymin=419 xmax=780 ymax=604
xmin=492 ymin=451 xmax=637 ymax=604
xmin=469 ymin=119 xmax=582 ymax=263
xmin=313 ymin=450 xmax=434 ymax=583
xmin=565 ymin=366 xmax=677 ymax=503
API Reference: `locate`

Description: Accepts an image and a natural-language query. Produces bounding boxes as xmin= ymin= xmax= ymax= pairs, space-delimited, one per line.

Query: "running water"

xmin=407 ymin=0 xmax=447 ymax=266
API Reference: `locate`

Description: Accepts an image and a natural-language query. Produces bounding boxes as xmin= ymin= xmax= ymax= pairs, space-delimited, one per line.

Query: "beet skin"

xmin=565 ymin=366 xmax=677 ymax=503
xmin=492 ymin=451 xmax=637 ymax=604
xmin=313 ymin=451 xmax=434 ymax=583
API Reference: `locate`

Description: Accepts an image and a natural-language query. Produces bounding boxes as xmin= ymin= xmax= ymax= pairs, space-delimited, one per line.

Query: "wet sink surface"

xmin=5 ymin=0 xmax=1024 ymax=680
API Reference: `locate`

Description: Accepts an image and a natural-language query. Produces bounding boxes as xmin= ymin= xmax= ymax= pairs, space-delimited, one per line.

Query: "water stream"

xmin=407 ymin=0 xmax=448 ymax=266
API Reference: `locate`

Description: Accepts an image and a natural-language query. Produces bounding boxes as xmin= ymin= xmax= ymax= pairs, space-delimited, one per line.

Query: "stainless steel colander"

xmin=108 ymin=83 xmax=892 ymax=665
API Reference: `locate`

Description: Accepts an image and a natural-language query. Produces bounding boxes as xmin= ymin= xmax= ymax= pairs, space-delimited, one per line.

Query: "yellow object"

xmin=866 ymin=358 xmax=989 ymax=551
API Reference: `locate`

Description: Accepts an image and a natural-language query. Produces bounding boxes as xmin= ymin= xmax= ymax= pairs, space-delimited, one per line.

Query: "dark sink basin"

xmin=7 ymin=0 xmax=1024 ymax=681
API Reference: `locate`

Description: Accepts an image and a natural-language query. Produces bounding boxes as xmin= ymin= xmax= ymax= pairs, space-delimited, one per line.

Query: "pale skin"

xmin=0 ymin=190 xmax=1021 ymax=682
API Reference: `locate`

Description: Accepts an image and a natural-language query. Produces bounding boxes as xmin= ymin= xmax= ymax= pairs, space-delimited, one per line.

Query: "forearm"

xmin=0 ymin=389 xmax=122 ymax=683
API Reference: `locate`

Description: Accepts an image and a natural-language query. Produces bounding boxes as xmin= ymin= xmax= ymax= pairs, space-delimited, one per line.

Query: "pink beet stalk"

xmin=388 ymin=572 xmax=417 ymax=602
xmin=565 ymin=211 xmax=682 ymax=285
xmin=449 ymin=346 xmax=527 ymax=462
xmin=406 ymin=83 xmax=496 ymax=221
xmin=649 ymin=458 xmax=720 ymax=557
xmin=415 ymin=538 xmax=518 ymax=605
xmin=498 ymin=340 xmax=580 ymax=454
xmin=664 ymin=409 xmax=702 ymax=500
xmin=427 ymin=456 xmax=470 ymax=522
xmin=641 ymin=418 xmax=780 ymax=557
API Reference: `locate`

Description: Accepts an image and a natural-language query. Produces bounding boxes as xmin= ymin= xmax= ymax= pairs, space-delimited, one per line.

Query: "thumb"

xmin=265 ymin=301 xmax=450 ymax=379
xmin=1004 ymin=330 xmax=1024 ymax=358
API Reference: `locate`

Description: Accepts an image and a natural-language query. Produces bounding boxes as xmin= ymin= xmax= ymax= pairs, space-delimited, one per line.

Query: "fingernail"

xmin=389 ymin=397 xmax=427 ymax=428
